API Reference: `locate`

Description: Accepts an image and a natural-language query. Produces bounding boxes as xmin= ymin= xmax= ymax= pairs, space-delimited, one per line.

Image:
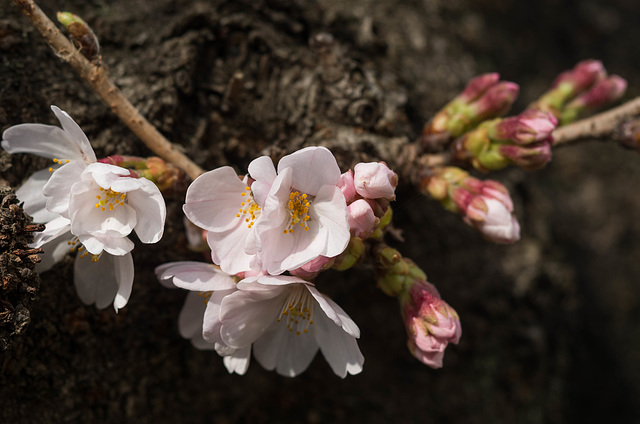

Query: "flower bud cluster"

xmin=419 ymin=73 xmax=519 ymax=151
xmin=421 ymin=167 xmax=520 ymax=244
xmin=452 ymin=109 xmax=557 ymax=171
xmin=374 ymin=246 xmax=461 ymax=368
xmin=530 ymin=60 xmax=626 ymax=123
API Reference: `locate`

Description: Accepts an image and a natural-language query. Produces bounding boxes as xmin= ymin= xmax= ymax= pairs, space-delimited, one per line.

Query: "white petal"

xmin=42 ymin=161 xmax=87 ymax=218
xmin=155 ymin=262 xmax=236 ymax=291
xmin=311 ymin=185 xmax=350 ymax=257
xmin=81 ymin=162 xmax=131 ymax=188
xmin=219 ymin=288 xmax=285 ymax=349
xmin=277 ymin=146 xmax=341 ymax=196
xmin=202 ymin=290 xmax=234 ymax=344
xmin=73 ymin=254 xmax=119 ymax=309
xmin=308 ymin=287 xmax=361 ymax=338
xmin=35 ymin=230 xmax=73 ymax=273
xmin=247 ymin=156 xmax=276 ymax=207
xmin=127 ymin=177 xmax=166 ymax=244
xmin=223 ymin=346 xmax=252 ymax=375
xmin=70 ymin=187 xmax=137 ymax=238
xmin=254 ymin=322 xmax=319 ymax=377
xmin=206 ymin=226 xmax=255 ymax=275
xmin=313 ymin=312 xmax=364 ymax=378
xmin=277 ymin=220 xmax=325 ymax=273
xmin=179 ymin=291 xmax=208 ymax=339
xmin=113 ymin=252 xmax=135 ymax=312
xmin=50 ymin=106 xmax=97 ymax=163
xmin=184 ymin=167 xmax=250 ymax=233
xmin=16 ymin=168 xmax=59 ymax=223
xmin=31 ymin=216 xmax=71 ymax=248
xmin=78 ymin=234 xmax=134 ymax=256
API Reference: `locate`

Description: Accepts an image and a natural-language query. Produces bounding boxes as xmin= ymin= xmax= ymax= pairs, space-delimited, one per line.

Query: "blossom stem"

xmin=12 ymin=0 xmax=205 ymax=181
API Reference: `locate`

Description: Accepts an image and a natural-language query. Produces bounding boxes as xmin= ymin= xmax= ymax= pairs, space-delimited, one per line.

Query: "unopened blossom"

xmin=247 ymin=146 xmax=350 ymax=275
xmin=337 ymin=170 xmax=357 ymax=204
xmin=562 ymin=75 xmax=627 ymax=124
xmin=463 ymin=196 xmax=520 ymax=244
xmin=290 ymin=255 xmax=335 ymax=279
xmin=487 ymin=109 xmax=558 ymax=145
xmin=156 ymin=261 xmax=250 ymax=374
xmin=347 ymin=199 xmax=377 ymax=239
xmin=219 ymin=275 xmax=364 ymax=378
xmin=400 ymin=280 xmax=461 ymax=368
xmin=353 ymin=162 xmax=398 ymax=201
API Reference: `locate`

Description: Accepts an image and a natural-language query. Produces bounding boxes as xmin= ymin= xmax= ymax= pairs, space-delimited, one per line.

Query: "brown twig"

xmin=552 ymin=96 xmax=640 ymax=146
xmin=12 ymin=0 xmax=205 ymax=181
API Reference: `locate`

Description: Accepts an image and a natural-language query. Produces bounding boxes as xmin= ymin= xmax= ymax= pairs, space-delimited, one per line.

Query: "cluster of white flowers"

xmin=2 ymin=106 xmax=166 ymax=311
xmin=159 ymin=147 xmax=399 ymax=377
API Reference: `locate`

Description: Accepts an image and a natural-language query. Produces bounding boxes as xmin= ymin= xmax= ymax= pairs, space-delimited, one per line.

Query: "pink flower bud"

xmin=570 ymin=75 xmax=627 ymax=110
xmin=290 ymin=255 xmax=335 ymax=279
xmin=465 ymin=197 xmax=520 ymax=244
xmin=338 ymin=170 xmax=357 ymax=204
xmin=401 ymin=281 xmax=461 ymax=369
xmin=353 ymin=162 xmax=398 ymax=200
xmin=458 ymin=73 xmax=500 ymax=104
xmin=498 ymin=142 xmax=552 ymax=171
xmin=491 ymin=110 xmax=558 ymax=145
xmin=553 ymin=59 xmax=606 ymax=93
xmin=470 ymin=81 xmax=520 ymax=121
xmin=347 ymin=199 xmax=378 ymax=239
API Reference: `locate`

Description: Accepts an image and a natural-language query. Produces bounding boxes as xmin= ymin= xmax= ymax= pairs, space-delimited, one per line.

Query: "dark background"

xmin=1 ymin=0 xmax=640 ymax=422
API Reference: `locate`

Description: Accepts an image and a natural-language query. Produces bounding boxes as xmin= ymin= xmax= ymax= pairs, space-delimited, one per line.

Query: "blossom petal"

xmin=220 ymin=288 xmax=285 ymax=349
xmin=31 ymin=216 xmax=71 ymax=248
xmin=313 ymin=312 xmax=364 ymax=378
xmin=307 ymin=285 xmax=361 ymax=338
xmin=206 ymin=227 xmax=255 ymax=275
xmin=277 ymin=146 xmax=341 ymax=195
xmin=155 ymin=262 xmax=236 ymax=291
xmin=70 ymin=185 xmax=137 ymax=237
xmin=73 ymin=254 xmax=119 ymax=309
xmin=248 ymin=156 xmax=276 ymax=207
xmin=254 ymin=322 xmax=319 ymax=377
xmin=223 ymin=346 xmax=252 ymax=375
xmin=42 ymin=161 xmax=86 ymax=218
xmin=127 ymin=177 xmax=166 ymax=244
xmin=16 ymin=168 xmax=59 ymax=223
xmin=82 ymin=162 xmax=131 ymax=188
xmin=35 ymin=230 xmax=73 ymax=273
xmin=310 ymin=185 xmax=350 ymax=257
xmin=179 ymin=291 xmax=208 ymax=340
xmin=78 ymin=234 xmax=134 ymax=256
xmin=202 ymin=290 xmax=235 ymax=345
xmin=184 ymin=167 xmax=249 ymax=233
xmin=112 ymin=252 xmax=134 ymax=312
xmin=50 ymin=106 xmax=97 ymax=163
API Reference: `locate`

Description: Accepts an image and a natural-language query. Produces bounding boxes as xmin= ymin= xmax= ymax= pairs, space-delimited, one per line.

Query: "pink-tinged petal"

xmin=127 ymin=177 xmax=166 ymax=244
xmin=50 ymin=106 xmax=97 ymax=163
xmin=337 ymin=170 xmax=357 ymax=204
xmin=311 ymin=185 xmax=350 ymax=257
xmin=248 ymin=156 xmax=276 ymax=207
xmin=113 ymin=252 xmax=134 ymax=312
xmin=253 ymin=323 xmax=319 ymax=377
xmin=277 ymin=221 xmax=325 ymax=274
xmin=353 ymin=162 xmax=398 ymax=200
xmin=78 ymin=234 xmax=134 ymax=256
xmin=184 ymin=167 xmax=250 ymax=233
xmin=277 ymin=146 xmax=341 ymax=195
xmin=42 ymin=161 xmax=86 ymax=218
xmin=313 ymin=312 xmax=364 ymax=378
xmin=31 ymin=216 xmax=71 ymax=248
xmin=16 ymin=168 xmax=59 ymax=223
xmin=179 ymin=291 xmax=208 ymax=340
xmin=409 ymin=340 xmax=445 ymax=368
xmin=202 ymin=289 xmax=235 ymax=345
xmin=73 ymin=254 xmax=119 ymax=309
xmin=308 ymin=287 xmax=361 ymax=338
xmin=253 ymin=275 xmax=304 ymax=287
xmin=223 ymin=346 xmax=252 ymax=375
xmin=155 ymin=262 xmax=236 ymax=291
xmin=206 ymin=226 xmax=255 ymax=275
xmin=219 ymin=289 xmax=285 ymax=349
xmin=347 ymin=198 xmax=377 ymax=238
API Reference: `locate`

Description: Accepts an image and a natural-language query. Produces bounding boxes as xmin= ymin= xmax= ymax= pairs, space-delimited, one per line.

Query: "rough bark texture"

xmin=1 ymin=0 xmax=640 ymax=422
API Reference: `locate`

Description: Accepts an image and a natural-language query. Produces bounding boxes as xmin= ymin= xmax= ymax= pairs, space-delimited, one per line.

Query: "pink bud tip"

xmin=553 ymin=59 xmax=606 ymax=92
xmin=353 ymin=162 xmax=398 ymax=200
xmin=459 ymin=73 xmax=501 ymax=103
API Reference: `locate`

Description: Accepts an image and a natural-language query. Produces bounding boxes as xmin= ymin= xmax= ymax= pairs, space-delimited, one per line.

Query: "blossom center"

xmin=283 ymin=191 xmax=311 ymax=234
xmin=236 ymin=186 xmax=261 ymax=229
xmin=276 ymin=286 xmax=315 ymax=335
xmin=94 ymin=187 xmax=127 ymax=212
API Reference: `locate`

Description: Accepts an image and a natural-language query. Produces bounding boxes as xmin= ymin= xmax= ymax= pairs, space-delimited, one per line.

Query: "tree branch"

xmin=12 ymin=0 xmax=205 ymax=181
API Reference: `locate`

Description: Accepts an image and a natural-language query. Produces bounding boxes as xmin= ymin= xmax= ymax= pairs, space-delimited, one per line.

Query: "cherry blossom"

xmin=219 ymin=274 xmax=364 ymax=378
